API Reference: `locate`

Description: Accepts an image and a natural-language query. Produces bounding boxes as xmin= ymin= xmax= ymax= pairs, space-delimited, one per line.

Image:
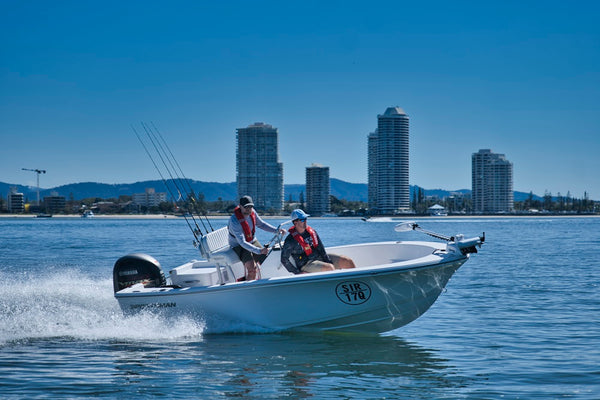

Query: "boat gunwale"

xmin=115 ymin=249 xmax=468 ymax=299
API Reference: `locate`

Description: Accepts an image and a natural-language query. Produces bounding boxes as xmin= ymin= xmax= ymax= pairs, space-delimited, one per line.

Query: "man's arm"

xmin=254 ymin=212 xmax=277 ymax=233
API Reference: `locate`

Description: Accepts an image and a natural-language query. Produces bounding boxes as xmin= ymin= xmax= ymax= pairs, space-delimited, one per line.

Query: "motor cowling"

xmin=113 ymin=253 xmax=167 ymax=293
xmin=448 ymin=233 xmax=485 ymax=255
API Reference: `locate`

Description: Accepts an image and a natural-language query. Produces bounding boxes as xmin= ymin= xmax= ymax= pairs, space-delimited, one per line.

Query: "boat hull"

xmin=115 ymin=252 xmax=467 ymax=333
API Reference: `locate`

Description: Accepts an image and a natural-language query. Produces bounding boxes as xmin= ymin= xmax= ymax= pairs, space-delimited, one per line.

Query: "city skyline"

xmin=1 ymin=2 xmax=598 ymax=200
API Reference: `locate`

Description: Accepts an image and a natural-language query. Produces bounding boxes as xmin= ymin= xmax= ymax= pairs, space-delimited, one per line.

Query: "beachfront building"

xmin=7 ymin=187 xmax=24 ymax=213
xmin=132 ymin=188 xmax=167 ymax=208
xmin=236 ymin=122 xmax=284 ymax=212
xmin=368 ymin=107 xmax=410 ymax=214
xmin=43 ymin=192 xmax=66 ymax=214
xmin=472 ymin=149 xmax=514 ymax=213
xmin=306 ymin=163 xmax=330 ymax=216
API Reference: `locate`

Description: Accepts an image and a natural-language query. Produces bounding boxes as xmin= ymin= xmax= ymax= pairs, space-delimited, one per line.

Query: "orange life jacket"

xmin=289 ymin=225 xmax=319 ymax=256
xmin=234 ymin=206 xmax=256 ymax=242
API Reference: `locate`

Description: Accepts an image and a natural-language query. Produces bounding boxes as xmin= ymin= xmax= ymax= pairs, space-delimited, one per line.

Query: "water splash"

xmin=0 ymin=269 xmax=205 ymax=345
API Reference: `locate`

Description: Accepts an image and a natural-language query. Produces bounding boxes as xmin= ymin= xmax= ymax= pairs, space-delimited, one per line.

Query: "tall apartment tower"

xmin=472 ymin=149 xmax=514 ymax=213
xmin=368 ymin=107 xmax=410 ymax=214
xmin=306 ymin=163 xmax=330 ymax=216
xmin=236 ymin=122 xmax=284 ymax=212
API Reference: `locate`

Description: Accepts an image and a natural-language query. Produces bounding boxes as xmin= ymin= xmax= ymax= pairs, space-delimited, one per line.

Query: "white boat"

xmin=113 ymin=222 xmax=484 ymax=334
xmin=362 ymin=216 xmax=394 ymax=222
xmin=81 ymin=210 xmax=94 ymax=218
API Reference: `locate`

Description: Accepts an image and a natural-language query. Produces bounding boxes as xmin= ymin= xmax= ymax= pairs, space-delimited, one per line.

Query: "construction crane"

xmin=22 ymin=168 xmax=46 ymax=205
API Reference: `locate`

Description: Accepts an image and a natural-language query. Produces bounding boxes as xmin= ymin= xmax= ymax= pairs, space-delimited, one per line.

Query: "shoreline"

xmin=0 ymin=213 xmax=598 ymax=220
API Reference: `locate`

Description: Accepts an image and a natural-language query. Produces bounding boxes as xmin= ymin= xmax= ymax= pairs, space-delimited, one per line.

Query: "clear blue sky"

xmin=1 ymin=1 xmax=599 ymax=199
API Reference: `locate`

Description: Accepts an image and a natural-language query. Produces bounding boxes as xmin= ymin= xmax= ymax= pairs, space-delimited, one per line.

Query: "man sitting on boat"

xmin=228 ymin=195 xmax=281 ymax=280
xmin=280 ymin=209 xmax=356 ymax=274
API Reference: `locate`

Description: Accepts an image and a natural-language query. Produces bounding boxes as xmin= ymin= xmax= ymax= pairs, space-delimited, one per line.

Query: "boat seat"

xmin=210 ymin=248 xmax=240 ymax=265
xmin=195 ymin=227 xmax=245 ymax=283
xmin=199 ymin=226 xmax=235 ymax=260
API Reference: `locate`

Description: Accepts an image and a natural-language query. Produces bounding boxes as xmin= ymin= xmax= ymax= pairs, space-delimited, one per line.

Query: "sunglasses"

xmin=243 ymin=205 xmax=254 ymax=209
xmin=293 ymin=218 xmax=307 ymax=223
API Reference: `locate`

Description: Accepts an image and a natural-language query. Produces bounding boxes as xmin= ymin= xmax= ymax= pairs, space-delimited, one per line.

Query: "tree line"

xmin=411 ymin=186 xmax=598 ymax=214
xmin=2 ymin=189 xmax=597 ymax=215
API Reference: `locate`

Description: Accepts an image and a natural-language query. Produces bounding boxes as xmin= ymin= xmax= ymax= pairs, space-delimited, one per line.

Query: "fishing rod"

xmin=148 ymin=122 xmax=214 ymax=232
xmin=132 ymin=125 xmax=201 ymax=242
xmin=140 ymin=122 xmax=208 ymax=235
xmin=139 ymin=123 xmax=204 ymax=235
xmin=146 ymin=122 xmax=214 ymax=232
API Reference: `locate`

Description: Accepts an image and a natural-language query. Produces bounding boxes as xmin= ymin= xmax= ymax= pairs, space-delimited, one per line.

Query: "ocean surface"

xmin=0 ymin=216 xmax=598 ymax=399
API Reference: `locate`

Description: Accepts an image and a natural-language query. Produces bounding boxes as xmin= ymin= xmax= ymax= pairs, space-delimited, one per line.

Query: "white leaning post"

xmin=199 ymin=227 xmax=237 ymax=284
xmin=199 ymin=227 xmax=231 ymax=259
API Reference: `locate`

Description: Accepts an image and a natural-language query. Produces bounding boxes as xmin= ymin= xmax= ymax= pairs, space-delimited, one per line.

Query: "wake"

xmin=0 ymin=269 xmax=204 ymax=345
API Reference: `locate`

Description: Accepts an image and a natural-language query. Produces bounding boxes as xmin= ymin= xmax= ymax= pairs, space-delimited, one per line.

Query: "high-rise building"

xmin=236 ymin=122 xmax=284 ymax=212
xmin=306 ymin=163 xmax=330 ymax=216
xmin=368 ymin=107 xmax=410 ymax=214
xmin=472 ymin=149 xmax=514 ymax=213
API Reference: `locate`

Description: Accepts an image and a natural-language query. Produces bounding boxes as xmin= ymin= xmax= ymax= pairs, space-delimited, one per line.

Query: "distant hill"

xmin=285 ymin=179 xmax=368 ymax=202
xmin=0 ymin=180 xmax=237 ymax=202
xmin=0 ymin=183 xmax=32 ymax=198
xmin=0 ymin=179 xmax=543 ymax=203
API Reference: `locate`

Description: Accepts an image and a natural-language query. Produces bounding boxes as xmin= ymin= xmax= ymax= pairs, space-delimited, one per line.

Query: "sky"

xmin=1 ymin=1 xmax=599 ymax=199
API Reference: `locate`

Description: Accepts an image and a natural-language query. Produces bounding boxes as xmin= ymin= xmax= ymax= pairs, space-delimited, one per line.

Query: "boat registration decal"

xmin=336 ymin=281 xmax=371 ymax=305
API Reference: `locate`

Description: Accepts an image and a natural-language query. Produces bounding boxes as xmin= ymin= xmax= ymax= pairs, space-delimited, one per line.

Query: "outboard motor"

xmin=113 ymin=253 xmax=167 ymax=293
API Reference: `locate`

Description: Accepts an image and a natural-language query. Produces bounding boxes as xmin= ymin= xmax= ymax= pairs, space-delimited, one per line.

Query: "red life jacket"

xmin=234 ymin=206 xmax=256 ymax=242
xmin=289 ymin=225 xmax=319 ymax=256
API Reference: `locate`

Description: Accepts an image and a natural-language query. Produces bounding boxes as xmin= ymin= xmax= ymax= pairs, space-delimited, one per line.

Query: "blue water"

xmin=1 ymin=216 xmax=599 ymax=399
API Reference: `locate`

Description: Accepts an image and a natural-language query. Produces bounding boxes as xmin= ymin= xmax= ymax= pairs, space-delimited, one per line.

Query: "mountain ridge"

xmin=0 ymin=179 xmax=541 ymax=202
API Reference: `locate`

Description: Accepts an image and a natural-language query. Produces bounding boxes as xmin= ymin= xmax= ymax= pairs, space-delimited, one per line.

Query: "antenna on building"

xmin=21 ymin=168 xmax=46 ymax=205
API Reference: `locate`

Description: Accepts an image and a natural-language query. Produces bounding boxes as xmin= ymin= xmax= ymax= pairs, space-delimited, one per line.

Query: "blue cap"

xmin=290 ymin=209 xmax=309 ymax=221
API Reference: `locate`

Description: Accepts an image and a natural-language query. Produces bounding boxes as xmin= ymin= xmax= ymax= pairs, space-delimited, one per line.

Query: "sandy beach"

xmin=1 ymin=213 xmax=597 ymax=220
